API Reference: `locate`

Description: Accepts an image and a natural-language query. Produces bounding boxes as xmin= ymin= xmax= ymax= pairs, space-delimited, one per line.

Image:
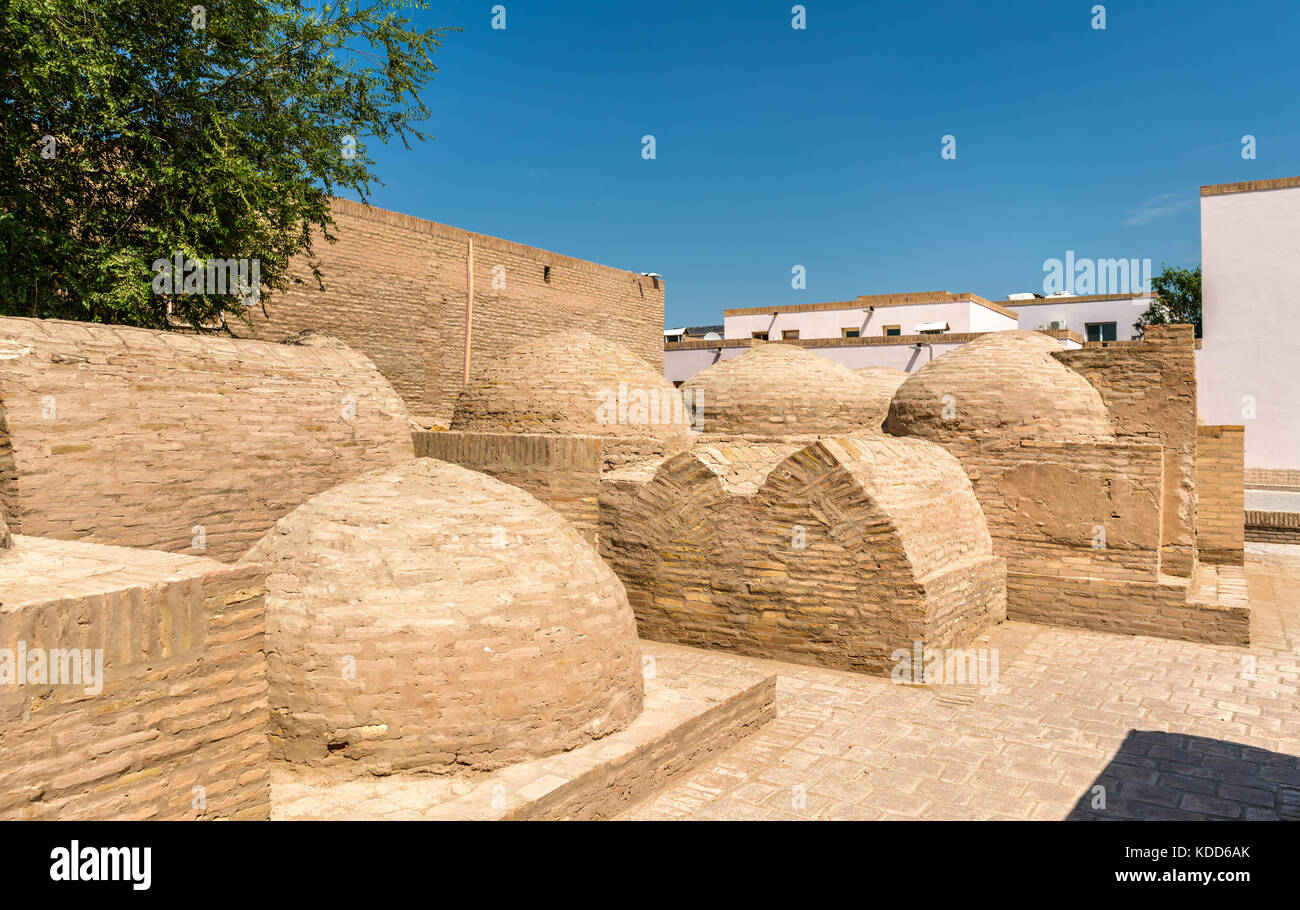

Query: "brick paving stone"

xmin=618 ymin=545 xmax=1300 ymax=820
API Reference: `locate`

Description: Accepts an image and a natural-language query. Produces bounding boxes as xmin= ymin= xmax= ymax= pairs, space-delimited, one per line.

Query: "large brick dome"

xmin=854 ymin=366 xmax=911 ymax=422
xmin=242 ymin=459 xmax=644 ymax=775
xmin=885 ymin=331 xmax=1113 ymax=445
xmin=451 ymin=331 xmax=690 ymax=440
xmin=683 ymin=344 xmax=889 ymax=435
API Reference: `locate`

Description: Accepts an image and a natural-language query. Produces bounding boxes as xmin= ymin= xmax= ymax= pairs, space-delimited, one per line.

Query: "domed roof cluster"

xmin=452 ymin=331 xmax=690 ymax=439
xmin=682 ymin=343 xmax=890 ymax=436
xmin=886 ymin=331 xmax=1113 ymax=445
xmin=243 ymin=458 xmax=644 ymax=775
xmin=854 ymin=366 xmax=910 ymax=420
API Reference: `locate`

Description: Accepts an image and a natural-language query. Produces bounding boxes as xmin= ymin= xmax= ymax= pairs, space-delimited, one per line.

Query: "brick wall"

xmin=240 ymin=199 xmax=665 ymax=425
xmin=0 ymin=537 xmax=269 ymax=820
xmin=1056 ymin=325 xmax=1199 ymax=577
xmin=1196 ymin=425 xmax=1245 ymax=564
xmin=1245 ymin=468 xmax=1300 ymax=489
xmin=966 ymin=440 xmax=1167 ymax=584
xmin=415 ymin=431 xmax=603 ymax=544
xmin=599 ymin=435 xmax=1006 ymax=676
xmin=0 ymin=316 xmax=412 ymax=562
xmin=1246 ymin=510 xmax=1300 ymax=543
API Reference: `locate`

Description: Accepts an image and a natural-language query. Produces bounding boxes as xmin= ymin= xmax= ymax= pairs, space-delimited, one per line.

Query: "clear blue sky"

xmin=349 ymin=0 xmax=1300 ymax=327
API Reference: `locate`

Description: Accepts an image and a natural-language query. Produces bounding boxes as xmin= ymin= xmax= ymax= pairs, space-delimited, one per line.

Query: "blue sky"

xmin=351 ymin=0 xmax=1300 ymax=327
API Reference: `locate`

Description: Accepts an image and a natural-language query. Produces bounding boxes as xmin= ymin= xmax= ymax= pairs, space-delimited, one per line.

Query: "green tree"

xmin=1135 ymin=264 xmax=1202 ymax=338
xmin=0 ymin=0 xmax=452 ymax=330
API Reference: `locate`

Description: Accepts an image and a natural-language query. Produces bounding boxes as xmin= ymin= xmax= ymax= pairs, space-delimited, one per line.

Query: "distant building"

xmin=664 ymin=291 xmax=1079 ymax=385
xmin=663 ymin=324 xmax=723 ymax=343
xmin=998 ymin=292 xmax=1156 ymax=342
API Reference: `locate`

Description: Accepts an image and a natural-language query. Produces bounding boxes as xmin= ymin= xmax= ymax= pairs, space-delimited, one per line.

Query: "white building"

xmin=999 ymin=292 xmax=1156 ymax=342
xmin=664 ymin=291 xmax=1081 ymax=385
xmin=1198 ymin=175 xmax=1300 ymax=474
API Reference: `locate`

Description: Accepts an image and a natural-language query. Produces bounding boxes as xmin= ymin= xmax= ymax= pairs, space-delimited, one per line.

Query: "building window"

xmin=841 ymin=327 xmax=860 ymax=338
xmin=919 ymin=328 xmax=944 ymax=335
xmin=1086 ymin=322 xmax=1117 ymax=342
xmin=543 ymin=265 xmax=551 ymax=283
xmin=883 ymin=325 xmax=901 ymax=337
xmin=781 ymin=329 xmax=800 ymax=340
xmin=751 ymin=331 xmax=769 ymax=341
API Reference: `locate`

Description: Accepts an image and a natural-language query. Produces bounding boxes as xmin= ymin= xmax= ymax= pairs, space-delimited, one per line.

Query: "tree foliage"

xmin=0 ymin=0 xmax=451 ymax=330
xmin=1135 ymin=263 xmax=1202 ymax=338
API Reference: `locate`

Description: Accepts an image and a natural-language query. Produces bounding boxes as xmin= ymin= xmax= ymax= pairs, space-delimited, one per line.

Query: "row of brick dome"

xmin=451 ymin=331 xmax=1111 ymax=444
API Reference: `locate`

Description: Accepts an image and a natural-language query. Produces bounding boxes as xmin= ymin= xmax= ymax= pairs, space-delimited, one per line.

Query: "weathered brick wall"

xmin=0 ymin=537 xmax=269 ymax=820
xmin=241 ymin=199 xmax=665 ymax=425
xmin=1006 ymin=568 xmax=1249 ymax=645
xmin=1056 ymin=325 xmax=1199 ymax=577
xmin=1245 ymin=468 xmax=1300 ymax=489
xmin=1197 ymin=425 xmax=1245 ymax=564
xmin=964 ymin=440 xmax=1167 ymax=583
xmin=415 ymin=431 xmax=603 ymax=545
xmin=0 ymin=316 xmax=412 ymax=562
xmin=1246 ymin=510 xmax=1300 ymax=543
xmin=600 ymin=435 xmax=1006 ymax=676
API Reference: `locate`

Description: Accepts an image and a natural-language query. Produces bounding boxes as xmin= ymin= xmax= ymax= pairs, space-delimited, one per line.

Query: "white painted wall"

xmin=1003 ymin=295 xmax=1152 ymax=341
xmin=722 ymin=300 xmax=1015 ymax=341
xmin=664 ymin=335 xmax=1080 ymax=384
xmin=1199 ymin=183 xmax=1300 ymax=470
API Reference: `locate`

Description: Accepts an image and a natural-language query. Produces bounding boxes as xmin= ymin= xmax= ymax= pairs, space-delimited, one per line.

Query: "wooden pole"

xmin=463 ymin=237 xmax=474 ymax=386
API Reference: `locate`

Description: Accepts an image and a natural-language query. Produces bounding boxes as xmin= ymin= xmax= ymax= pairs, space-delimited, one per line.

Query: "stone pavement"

xmin=619 ymin=543 xmax=1300 ymax=820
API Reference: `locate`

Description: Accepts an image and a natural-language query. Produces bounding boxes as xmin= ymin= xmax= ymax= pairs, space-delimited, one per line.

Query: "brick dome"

xmin=451 ymin=331 xmax=690 ymax=440
xmin=854 ymin=366 xmax=911 ymax=423
xmin=885 ymin=330 xmax=1113 ymax=445
xmin=242 ymin=459 xmax=644 ymax=775
xmin=683 ymin=344 xmax=888 ymax=435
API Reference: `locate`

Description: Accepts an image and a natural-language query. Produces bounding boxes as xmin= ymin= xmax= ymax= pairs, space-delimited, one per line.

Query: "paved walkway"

xmin=619 ymin=544 xmax=1300 ymax=820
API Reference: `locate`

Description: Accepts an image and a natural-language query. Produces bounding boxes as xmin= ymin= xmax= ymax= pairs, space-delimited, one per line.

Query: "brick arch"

xmin=599 ymin=436 xmax=1006 ymax=676
xmin=599 ymin=451 xmax=730 ymax=647
xmin=751 ymin=440 xmax=930 ymax=673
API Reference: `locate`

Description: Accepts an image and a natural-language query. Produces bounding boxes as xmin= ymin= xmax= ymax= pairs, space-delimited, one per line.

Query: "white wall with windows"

xmin=1001 ymin=294 xmax=1153 ymax=342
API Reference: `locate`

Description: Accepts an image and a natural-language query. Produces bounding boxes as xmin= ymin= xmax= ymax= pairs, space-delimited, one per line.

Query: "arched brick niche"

xmin=600 ymin=435 xmax=1006 ymax=675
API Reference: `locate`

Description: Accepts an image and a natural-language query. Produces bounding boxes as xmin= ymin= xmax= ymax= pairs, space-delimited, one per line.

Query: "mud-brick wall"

xmin=1196 ymin=425 xmax=1245 ymax=564
xmin=414 ymin=431 xmax=603 ymax=544
xmin=242 ymin=199 xmax=666 ymax=426
xmin=1055 ymin=325 xmax=1199 ymax=577
xmin=965 ymin=440 xmax=1167 ymax=586
xmin=0 ymin=316 xmax=413 ymax=562
xmin=0 ymin=539 xmax=269 ymax=820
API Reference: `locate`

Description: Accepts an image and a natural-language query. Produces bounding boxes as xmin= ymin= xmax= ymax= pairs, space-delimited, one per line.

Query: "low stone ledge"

xmin=270 ymin=641 xmax=776 ymax=820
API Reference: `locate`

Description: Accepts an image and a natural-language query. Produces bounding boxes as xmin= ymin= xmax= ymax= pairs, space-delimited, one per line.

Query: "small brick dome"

xmin=242 ymin=459 xmax=644 ymax=775
xmin=451 ymin=331 xmax=690 ymax=440
xmin=683 ymin=344 xmax=888 ymax=435
xmin=886 ymin=331 xmax=1113 ymax=445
